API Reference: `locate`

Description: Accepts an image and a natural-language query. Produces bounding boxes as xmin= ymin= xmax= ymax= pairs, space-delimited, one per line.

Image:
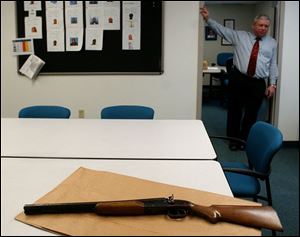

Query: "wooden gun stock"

xmin=24 ymin=196 xmax=283 ymax=232
xmin=190 ymin=204 xmax=283 ymax=232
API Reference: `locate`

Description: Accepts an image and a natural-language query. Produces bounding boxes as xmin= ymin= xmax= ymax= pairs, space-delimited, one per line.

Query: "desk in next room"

xmin=1 ymin=118 xmax=216 ymax=160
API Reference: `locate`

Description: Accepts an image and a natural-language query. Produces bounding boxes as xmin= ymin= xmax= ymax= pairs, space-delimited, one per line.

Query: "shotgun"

xmin=23 ymin=195 xmax=283 ymax=232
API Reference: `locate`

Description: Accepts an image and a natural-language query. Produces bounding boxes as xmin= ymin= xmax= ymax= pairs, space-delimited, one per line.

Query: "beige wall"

xmin=1 ymin=1 xmax=200 ymax=119
xmin=276 ymin=1 xmax=299 ymax=141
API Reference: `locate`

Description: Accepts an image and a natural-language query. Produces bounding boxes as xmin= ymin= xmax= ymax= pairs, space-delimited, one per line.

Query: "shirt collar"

xmin=251 ymin=34 xmax=266 ymax=41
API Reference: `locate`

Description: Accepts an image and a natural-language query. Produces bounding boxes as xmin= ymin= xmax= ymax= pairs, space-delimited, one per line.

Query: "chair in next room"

xmin=214 ymin=52 xmax=234 ymax=106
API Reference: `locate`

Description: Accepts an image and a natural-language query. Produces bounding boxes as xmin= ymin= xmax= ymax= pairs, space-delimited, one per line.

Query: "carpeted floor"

xmin=201 ymin=98 xmax=299 ymax=236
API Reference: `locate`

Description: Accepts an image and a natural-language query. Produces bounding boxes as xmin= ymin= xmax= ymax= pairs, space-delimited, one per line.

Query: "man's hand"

xmin=265 ymin=85 xmax=276 ymax=98
xmin=200 ymin=6 xmax=209 ymax=21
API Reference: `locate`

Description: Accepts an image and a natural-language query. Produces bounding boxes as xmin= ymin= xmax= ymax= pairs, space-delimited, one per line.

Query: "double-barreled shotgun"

xmin=24 ymin=195 xmax=283 ymax=232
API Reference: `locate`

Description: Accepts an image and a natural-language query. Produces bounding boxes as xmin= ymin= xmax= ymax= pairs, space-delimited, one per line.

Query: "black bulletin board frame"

xmin=16 ymin=1 xmax=163 ymax=75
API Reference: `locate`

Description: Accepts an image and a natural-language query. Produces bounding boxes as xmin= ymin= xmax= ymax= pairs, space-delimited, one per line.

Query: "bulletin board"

xmin=16 ymin=1 xmax=163 ymax=75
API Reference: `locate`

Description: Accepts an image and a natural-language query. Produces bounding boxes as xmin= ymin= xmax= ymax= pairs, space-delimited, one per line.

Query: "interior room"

xmin=1 ymin=1 xmax=298 ymax=236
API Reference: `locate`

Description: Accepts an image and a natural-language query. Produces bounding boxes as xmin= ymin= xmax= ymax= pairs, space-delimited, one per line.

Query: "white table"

xmin=1 ymin=158 xmax=232 ymax=236
xmin=1 ymin=118 xmax=216 ymax=160
xmin=202 ymin=66 xmax=226 ymax=74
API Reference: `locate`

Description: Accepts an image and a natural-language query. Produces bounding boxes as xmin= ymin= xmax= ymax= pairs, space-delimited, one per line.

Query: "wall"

xmin=276 ymin=1 xmax=299 ymax=141
xmin=1 ymin=1 xmax=200 ymax=119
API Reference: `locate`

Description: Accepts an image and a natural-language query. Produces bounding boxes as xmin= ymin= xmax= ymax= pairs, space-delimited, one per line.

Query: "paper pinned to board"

xmin=19 ymin=54 xmax=45 ymax=79
xmin=12 ymin=38 xmax=34 ymax=56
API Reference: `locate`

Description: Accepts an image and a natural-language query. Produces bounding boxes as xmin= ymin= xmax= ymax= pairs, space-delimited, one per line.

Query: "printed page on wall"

xmin=19 ymin=54 xmax=45 ymax=79
xmin=85 ymin=1 xmax=104 ymax=50
xmin=46 ymin=1 xmax=65 ymax=52
xmin=24 ymin=1 xmax=43 ymax=39
xmin=122 ymin=1 xmax=141 ymax=50
xmin=65 ymin=1 xmax=83 ymax=51
xmin=103 ymin=1 xmax=120 ymax=30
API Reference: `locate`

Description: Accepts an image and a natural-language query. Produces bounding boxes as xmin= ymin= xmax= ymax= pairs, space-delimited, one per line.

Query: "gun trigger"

xmin=167 ymin=209 xmax=187 ymax=219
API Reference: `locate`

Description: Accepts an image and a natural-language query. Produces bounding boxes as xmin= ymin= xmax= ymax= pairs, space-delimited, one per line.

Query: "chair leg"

xmin=266 ymin=178 xmax=273 ymax=206
xmin=266 ymin=178 xmax=277 ymax=236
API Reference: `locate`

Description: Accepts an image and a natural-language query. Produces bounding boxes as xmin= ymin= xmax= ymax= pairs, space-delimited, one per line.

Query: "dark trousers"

xmin=226 ymin=68 xmax=266 ymax=141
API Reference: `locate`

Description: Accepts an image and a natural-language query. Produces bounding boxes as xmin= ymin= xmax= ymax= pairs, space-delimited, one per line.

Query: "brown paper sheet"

xmin=16 ymin=167 xmax=260 ymax=236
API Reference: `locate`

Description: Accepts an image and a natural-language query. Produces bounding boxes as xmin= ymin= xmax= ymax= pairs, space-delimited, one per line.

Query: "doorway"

xmin=200 ymin=1 xmax=279 ymax=136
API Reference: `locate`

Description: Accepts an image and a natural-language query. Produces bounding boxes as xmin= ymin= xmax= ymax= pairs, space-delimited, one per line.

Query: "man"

xmin=200 ymin=6 xmax=278 ymax=150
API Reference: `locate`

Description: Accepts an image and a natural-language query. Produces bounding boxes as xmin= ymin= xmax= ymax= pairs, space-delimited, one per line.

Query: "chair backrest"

xmin=19 ymin=105 xmax=71 ymax=119
xmin=217 ymin=53 xmax=234 ymax=66
xmin=101 ymin=105 xmax=154 ymax=119
xmin=246 ymin=121 xmax=283 ymax=174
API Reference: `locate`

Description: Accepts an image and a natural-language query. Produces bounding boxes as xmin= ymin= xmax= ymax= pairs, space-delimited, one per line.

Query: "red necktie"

xmin=247 ymin=38 xmax=260 ymax=77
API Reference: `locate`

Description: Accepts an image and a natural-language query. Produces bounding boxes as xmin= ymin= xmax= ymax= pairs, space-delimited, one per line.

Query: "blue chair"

xmin=211 ymin=121 xmax=283 ymax=206
xmin=19 ymin=105 xmax=71 ymax=118
xmin=101 ymin=105 xmax=154 ymax=119
xmin=211 ymin=53 xmax=234 ymax=105
xmin=217 ymin=52 xmax=234 ymax=66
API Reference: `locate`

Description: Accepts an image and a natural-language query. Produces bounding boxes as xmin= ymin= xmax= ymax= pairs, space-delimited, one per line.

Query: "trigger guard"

xmin=167 ymin=209 xmax=187 ymax=219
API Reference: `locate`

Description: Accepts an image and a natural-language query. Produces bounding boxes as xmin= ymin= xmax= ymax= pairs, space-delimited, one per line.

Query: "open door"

xmin=198 ymin=1 xmax=279 ymax=134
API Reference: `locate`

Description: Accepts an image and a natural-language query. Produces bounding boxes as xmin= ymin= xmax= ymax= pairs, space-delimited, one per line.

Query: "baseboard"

xmin=282 ymin=141 xmax=299 ymax=148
